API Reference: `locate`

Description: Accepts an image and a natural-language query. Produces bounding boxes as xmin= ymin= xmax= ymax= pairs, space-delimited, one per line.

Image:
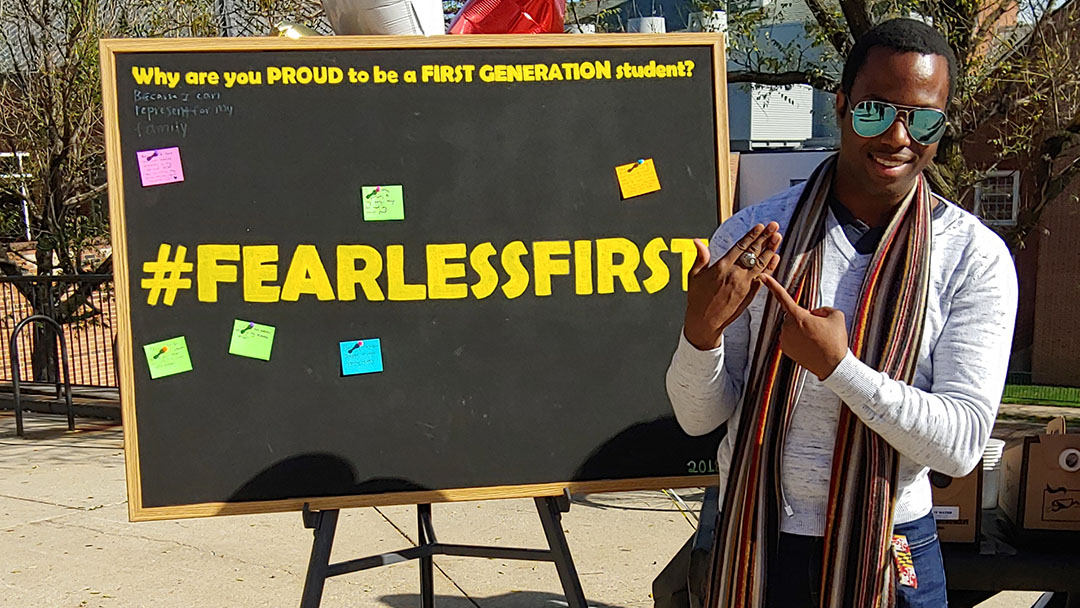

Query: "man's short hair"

xmin=840 ymin=18 xmax=958 ymax=106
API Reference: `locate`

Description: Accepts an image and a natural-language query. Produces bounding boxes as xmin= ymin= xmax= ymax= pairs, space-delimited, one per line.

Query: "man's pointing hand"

xmin=760 ymin=274 xmax=849 ymax=380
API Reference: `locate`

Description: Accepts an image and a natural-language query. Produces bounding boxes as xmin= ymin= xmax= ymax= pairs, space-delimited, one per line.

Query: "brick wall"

xmin=1031 ymin=178 xmax=1080 ymax=385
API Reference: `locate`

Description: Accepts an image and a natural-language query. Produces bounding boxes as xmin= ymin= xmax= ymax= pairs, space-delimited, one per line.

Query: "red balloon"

xmin=448 ymin=0 xmax=565 ymax=34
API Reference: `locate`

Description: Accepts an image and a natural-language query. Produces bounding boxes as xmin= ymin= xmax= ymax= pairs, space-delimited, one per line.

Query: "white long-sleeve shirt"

xmin=666 ymin=184 xmax=1018 ymax=535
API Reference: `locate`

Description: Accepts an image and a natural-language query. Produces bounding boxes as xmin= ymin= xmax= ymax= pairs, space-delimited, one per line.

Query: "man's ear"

xmin=835 ymin=90 xmax=848 ymax=119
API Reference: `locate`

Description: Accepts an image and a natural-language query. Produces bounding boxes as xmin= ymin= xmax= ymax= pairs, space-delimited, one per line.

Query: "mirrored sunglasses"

xmin=851 ymin=100 xmax=947 ymax=146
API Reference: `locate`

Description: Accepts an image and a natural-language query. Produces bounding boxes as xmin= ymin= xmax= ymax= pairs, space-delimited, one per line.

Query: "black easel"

xmin=299 ymin=490 xmax=587 ymax=608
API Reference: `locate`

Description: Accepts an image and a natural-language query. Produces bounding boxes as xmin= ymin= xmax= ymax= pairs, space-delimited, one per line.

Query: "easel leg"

xmin=418 ymin=504 xmax=435 ymax=608
xmin=535 ymin=495 xmax=587 ymax=608
xmin=300 ymin=506 xmax=339 ymax=608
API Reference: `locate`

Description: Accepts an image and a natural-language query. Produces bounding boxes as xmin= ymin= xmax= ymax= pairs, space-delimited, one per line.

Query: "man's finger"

xmin=810 ymin=306 xmax=845 ymax=320
xmin=753 ymin=234 xmax=782 ymax=273
xmin=690 ymin=238 xmax=711 ymax=276
xmin=760 ymin=274 xmax=804 ymax=317
xmin=761 ymin=252 xmax=781 ymax=276
xmin=764 ymin=231 xmax=783 ymax=253
xmin=751 ymin=248 xmax=775 ymax=275
xmin=724 ymin=224 xmax=765 ymax=260
xmin=743 ymin=222 xmax=778 ymax=257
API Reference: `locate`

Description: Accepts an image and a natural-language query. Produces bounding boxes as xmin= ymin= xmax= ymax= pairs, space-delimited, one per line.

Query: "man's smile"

xmin=868 ymin=152 xmax=915 ymax=178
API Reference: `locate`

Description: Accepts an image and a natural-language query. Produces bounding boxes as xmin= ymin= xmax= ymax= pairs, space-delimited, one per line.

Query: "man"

xmin=666 ymin=18 xmax=1017 ymax=608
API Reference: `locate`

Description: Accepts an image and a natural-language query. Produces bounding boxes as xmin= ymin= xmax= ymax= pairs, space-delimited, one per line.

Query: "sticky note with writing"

xmin=137 ymin=147 xmax=185 ymax=187
xmin=615 ymin=158 xmax=661 ymax=199
xmin=339 ymin=339 xmax=383 ymax=375
xmin=143 ymin=336 xmax=193 ymax=379
xmin=228 ymin=319 xmax=276 ymax=361
xmin=361 ymin=185 xmax=405 ymax=221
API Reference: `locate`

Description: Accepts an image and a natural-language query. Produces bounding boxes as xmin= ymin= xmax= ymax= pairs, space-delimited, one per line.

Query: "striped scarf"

xmin=705 ymin=155 xmax=932 ymax=608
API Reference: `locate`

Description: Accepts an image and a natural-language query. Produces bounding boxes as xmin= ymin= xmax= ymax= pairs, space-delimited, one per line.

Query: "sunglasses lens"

xmin=852 ymin=101 xmax=896 ymax=138
xmin=908 ymin=109 xmax=947 ymax=144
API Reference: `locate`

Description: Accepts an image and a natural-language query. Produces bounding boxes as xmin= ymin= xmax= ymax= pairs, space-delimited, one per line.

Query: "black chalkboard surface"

xmin=101 ymin=35 xmax=731 ymax=521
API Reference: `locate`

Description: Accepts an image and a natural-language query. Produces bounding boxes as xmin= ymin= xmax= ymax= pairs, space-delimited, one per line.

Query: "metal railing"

xmin=0 ymin=274 xmax=117 ymax=388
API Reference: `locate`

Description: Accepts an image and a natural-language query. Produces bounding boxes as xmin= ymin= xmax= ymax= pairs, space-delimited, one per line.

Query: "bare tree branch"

xmin=729 ymin=69 xmax=838 ymax=91
xmin=804 ymin=0 xmax=852 ymax=57
xmin=60 ymin=182 xmax=107 ymax=210
xmin=838 ymin=0 xmax=873 ymax=41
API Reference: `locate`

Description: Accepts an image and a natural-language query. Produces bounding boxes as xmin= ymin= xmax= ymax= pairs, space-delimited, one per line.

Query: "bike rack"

xmin=9 ymin=315 xmax=74 ymax=437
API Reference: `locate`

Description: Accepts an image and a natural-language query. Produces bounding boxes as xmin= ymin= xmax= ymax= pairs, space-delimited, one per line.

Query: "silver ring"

xmin=737 ymin=251 xmax=758 ymax=269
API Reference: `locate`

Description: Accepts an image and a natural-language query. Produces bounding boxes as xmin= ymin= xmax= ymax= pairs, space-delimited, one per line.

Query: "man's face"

xmin=835 ymin=48 xmax=950 ymax=203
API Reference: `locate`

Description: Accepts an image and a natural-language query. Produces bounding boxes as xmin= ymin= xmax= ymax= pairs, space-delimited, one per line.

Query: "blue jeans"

xmin=893 ymin=511 xmax=948 ymax=607
xmin=764 ymin=512 xmax=947 ymax=607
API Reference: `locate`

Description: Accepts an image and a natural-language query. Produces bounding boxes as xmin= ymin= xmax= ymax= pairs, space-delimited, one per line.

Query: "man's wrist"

xmin=821 ymin=350 xmax=881 ymax=411
xmin=680 ymin=327 xmax=724 ymax=353
xmin=815 ymin=348 xmax=847 ymax=380
xmin=674 ymin=329 xmax=726 ymax=375
xmin=683 ymin=324 xmax=724 ymax=351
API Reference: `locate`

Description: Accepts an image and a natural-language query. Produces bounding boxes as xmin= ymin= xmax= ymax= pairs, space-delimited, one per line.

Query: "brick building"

xmin=966 ymin=0 xmax=1080 ymax=386
xmin=1023 ymin=161 xmax=1080 ymax=385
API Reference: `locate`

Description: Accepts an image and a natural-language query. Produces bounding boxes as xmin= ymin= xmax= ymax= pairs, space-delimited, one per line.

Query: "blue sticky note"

xmin=339 ymin=338 xmax=383 ymax=375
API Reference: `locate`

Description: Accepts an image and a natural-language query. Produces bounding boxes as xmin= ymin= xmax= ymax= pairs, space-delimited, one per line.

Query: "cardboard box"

xmin=1000 ymin=417 xmax=1080 ymax=535
xmin=931 ymin=465 xmax=983 ymax=543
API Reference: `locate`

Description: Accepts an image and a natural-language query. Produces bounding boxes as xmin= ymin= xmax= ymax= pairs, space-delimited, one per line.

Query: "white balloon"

xmin=321 ymin=0 xmax=446 ymax=35
xmin=627 ymin=16 xmax=665 ymax=33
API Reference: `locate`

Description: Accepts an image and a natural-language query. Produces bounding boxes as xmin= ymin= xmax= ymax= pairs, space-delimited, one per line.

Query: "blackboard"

xmin=101 ymin=35 xmax=731 ymax=521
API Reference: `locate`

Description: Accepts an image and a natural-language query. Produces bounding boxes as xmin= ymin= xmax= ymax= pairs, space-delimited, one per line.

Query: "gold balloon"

xmin=273 ymin=22 xmax=321 ymax=38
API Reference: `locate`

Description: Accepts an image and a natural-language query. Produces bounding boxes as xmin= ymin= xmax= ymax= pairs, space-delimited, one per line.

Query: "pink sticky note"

xmin=136 ymin=147 xmax=185 ymax=187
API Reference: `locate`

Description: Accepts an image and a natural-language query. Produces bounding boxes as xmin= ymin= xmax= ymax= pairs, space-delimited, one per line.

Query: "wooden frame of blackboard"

xmin=101 ymin=34 xmax=731 ymax=522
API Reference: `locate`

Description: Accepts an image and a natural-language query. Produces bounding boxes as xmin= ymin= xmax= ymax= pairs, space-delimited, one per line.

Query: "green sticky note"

xmin=361 ymin=185 xmax=405 ymax=221
xmin=143 ymin=336 xmax=193 ymax=379
xmin=228 ymin=319 xmax=275 ymax=361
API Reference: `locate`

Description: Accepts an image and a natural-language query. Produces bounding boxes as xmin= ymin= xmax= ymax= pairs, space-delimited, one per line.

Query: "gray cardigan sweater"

xmin=666 ymin=184 xmax=1018 ymax=535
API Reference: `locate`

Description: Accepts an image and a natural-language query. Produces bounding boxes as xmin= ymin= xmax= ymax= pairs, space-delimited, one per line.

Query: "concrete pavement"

xmin=0 ymin=411 xmax=1055 ymax=607
xmin=0 ymin=412 xmax=700 ymax=608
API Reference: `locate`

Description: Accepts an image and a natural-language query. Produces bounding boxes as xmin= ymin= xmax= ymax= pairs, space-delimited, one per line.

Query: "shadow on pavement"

xmin=572 ymin=488 xmax=706 ymax=513
xmin=379 ymin=592 xmax=624 ymax=608
xmin=0 ymin=411 xmax=121 ymax=442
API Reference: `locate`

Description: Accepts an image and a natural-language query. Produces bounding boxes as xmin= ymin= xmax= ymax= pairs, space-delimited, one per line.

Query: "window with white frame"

xmin=974 ymin=170 xmax=1020 ymax=226
xmin=0 ymin=152 xmax=33 ymax=241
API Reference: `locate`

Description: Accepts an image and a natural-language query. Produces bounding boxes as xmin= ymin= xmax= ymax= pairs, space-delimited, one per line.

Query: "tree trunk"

xmin=26 ymin=237 xmax=57 ymax=383
xmin=30 ymin=322 xmax=59 ymax=384
xmin=25 ymin=278 xmax=58 ymax=383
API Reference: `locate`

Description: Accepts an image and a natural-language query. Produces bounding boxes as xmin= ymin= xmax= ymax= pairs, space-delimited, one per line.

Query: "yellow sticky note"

xmin=615 ymin=158 xmax=661 ymax=199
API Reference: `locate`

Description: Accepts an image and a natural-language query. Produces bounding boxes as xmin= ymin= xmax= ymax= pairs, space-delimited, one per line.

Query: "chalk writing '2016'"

xmin=687 ymin=460 xmax=717 ymax=474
